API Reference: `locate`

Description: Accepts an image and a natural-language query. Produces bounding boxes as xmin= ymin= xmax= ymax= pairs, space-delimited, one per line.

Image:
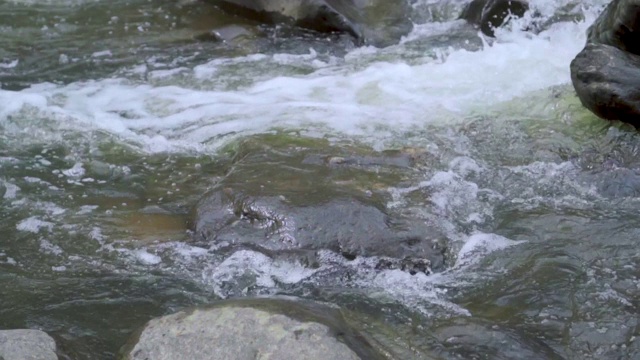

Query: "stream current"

xmin=2 ymin=0 xmax=640 ymax=358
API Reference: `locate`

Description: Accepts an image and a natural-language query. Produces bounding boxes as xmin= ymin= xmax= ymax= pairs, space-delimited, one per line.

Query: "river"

xmin=2 ymin=0 xmax=639 ymax=359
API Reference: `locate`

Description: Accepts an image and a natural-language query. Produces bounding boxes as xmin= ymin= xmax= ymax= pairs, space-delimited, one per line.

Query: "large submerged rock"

xmin=0 ymin=329 xmax=58 ymax=360
xmin=191 ymin=135 xmax=447 ymax=275
xmin=202 ymin=0 xmax=413 ymax=47
xmin=120 ymin=297 xmax=386 ymax=360
xmin=570 ymin=0 xmax=640 ymax=124
xmin=194 ymin=192 xmax=444 ymax=268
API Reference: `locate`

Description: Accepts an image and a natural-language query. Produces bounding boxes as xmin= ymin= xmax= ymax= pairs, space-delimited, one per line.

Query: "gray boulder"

xmin=120 ymin=297 xmax=385 ymax=360
xmin=570 ymin=0 xmax=640 ymax=124
xmin=460 ymin=0 xmax=529 ymax=36
xmin=0 ymin=329 xmax=58 ymax=360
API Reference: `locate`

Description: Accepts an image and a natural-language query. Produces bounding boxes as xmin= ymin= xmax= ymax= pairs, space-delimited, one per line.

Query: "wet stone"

xmin=193 ymin=191 xmax=446 ymax=273
xmin=570 ymin=0 xmax=640 ymax=123
xmin=120 ymin=297 xmax=386 ymax=360
xmin=460 ymin=0 xmax=529 ymax=36
xmin=0 ymin=329 xmax=58 ymax=360
xmin=202 ymin=0 xmax=413 ymax=47
xmin=192 ymin=134 xmax=446 ymax=274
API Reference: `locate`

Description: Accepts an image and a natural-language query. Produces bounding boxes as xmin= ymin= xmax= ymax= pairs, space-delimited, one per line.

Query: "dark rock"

xmin=586 ymin=0 xmax=640 ymax=56
xmin=191 ymin=135 xmax=445 ymax=274
xmin=571 ymin=43 xmax=640 ymax=124
xmin=120 ymin=297 xmax=386 ymax=360
xmin=193 ymin=190 xmax=445 ymax=271
xmin=333 ymin=0 xmax=414 ymax=47
xmin=0 ymin=329 xmax=58 ymax=360
xmin=202 ymin=0 xmax=413 ymax=47
xmin=205 ymin=0 xmax=362 ymax=39
xmin=460 ymin=0 xmax=529 ymax=36
xmin=570 ymin=0 xmax=640 ymax=124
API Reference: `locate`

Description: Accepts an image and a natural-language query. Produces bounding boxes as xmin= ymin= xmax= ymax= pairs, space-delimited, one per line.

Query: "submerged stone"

xmin=431 ymin=318 xmax=563 ymax=359
xmin=0 ymin=329 xmax=58 ymax=360
xmin=205 ymin=0 xmax=360 ymax=38
xmin=460 ymin=0 xmax=529 ymax=36
xmin=194 ymin=191 xmax=445 ymax=274
xmin=202 ymin=0 xmax=413 ymax=47
xmin=570 ymin=0 xmax=640 ymax=124
xmin=192 ymin=135 xmax=446 ymax=275
xmin=120 ymin=297 xmax=386 ymax=360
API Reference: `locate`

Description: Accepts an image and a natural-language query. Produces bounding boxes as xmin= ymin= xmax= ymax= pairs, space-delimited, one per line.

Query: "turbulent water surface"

xmin=2 ymin=0 xmax=640 ymax=359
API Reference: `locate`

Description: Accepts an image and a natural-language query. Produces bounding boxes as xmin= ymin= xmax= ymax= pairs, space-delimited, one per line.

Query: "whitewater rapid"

xmin=1 ymin=0 xmax=606 ymax=153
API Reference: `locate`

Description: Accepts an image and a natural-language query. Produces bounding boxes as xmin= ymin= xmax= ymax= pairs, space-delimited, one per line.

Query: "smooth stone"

xmin=570 ymin=0 xmax=640 ymax=123
xmin=193 ymin=192 xmax=446 ymax=274
xmin=120 ymin=297 xmax=385 ymax=360
xmin=460 ymin=0 xmax=529 ymax=36
xmin=0 ymin=329 xmax=58 ymax=360
xmin=571 ymin=43 xmax=640 ymax=124
xmin=191 ymin=135 xmax=446 ymax=274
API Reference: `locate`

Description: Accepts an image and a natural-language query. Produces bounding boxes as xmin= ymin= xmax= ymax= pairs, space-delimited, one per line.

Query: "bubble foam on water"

xmin=132 ymin=249 xmax=162 ymax=265
xmin=1 ymin=181 xmax=20 ymax=199
xmin=0 ymin=2 xmax=603 ymax=153
xmin=454 ymin=232 xmax=527 ymax=269
xmin=201 ymin=250 xmax=322 ymax=298
xmin=16 ymin=216 xmax=55 ymax=233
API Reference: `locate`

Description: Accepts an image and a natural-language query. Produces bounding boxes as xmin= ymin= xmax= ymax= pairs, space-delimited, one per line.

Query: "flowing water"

xmin=2 ymin=0 xmax=640 ymax=359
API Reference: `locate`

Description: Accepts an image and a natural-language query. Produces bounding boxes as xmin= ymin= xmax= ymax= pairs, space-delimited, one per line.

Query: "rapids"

xmin=2 ymin=0 xmax=639 ymax=358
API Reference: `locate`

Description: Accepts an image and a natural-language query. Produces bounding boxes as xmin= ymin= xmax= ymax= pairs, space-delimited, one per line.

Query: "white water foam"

xmin=0 ymin=2 xmax=603 ymax=153
xmin=0 ymin=59 xmax=18 ymax=69
xmin=455 ymin=232 xmax=527 ymax=269
xmin=202 ymin=250 xmax=321 ymax=298
xmin=1 ymin=181 xmax=20 ymax=199
xmin=40 ymin=238 xmax=64 ymax=256
xmin=133 ymin=249 xmax=162 ymax=265
xmin=16 ymin=216 xmax=54 ymax=233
